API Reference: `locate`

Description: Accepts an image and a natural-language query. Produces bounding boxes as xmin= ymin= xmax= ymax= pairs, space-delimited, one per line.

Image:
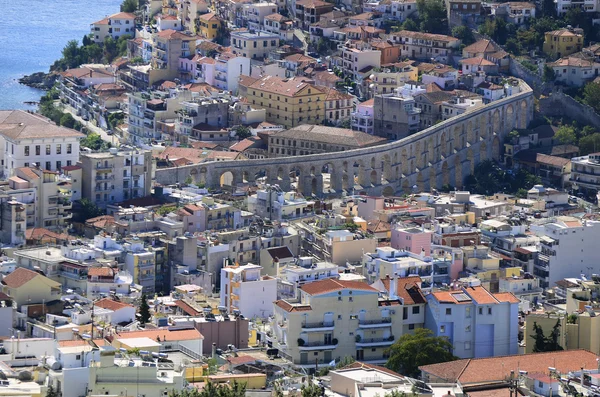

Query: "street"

xmin=61 ymin=104 xmax=121 ymax=146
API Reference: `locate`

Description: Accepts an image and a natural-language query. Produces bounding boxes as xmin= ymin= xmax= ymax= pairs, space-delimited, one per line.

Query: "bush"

xmin=297 ymin=338 xmax=305 ymax=346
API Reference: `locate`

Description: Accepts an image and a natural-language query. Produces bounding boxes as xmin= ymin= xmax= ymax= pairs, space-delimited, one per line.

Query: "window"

xmin=478 ymin=307 xmax=483 ymax=315
xmin=56 ymin=144 xmax=61 ymax=154
xmin=465 ymin=325 xmax=471 ymax=332
xmin=46 ymin=145 xmax=51 ymax=155
xmin=412 ymin=306 xmax=420 ymax=314
xmin=445 ymin=308 xmax=452 ymax=315
xmin=76 ymin=354 xmax=81 ymax=360
xmin=350 ymin=314 xmax=358 ymax=320
xmin=36 ymin=145 xmax=40 ymax=155
xmin=24 ymin=146 xmax=29 ymax=156
xmin=440 ymin=325 xmax=445 ymax=333
xmin=56 ymin=161 xmax=61 ymax=170
xmin=465 ymin=341 xmax=471 ymax=350
xmin=488 ymin=307 xmax=492 ymax=315
xmin=46 ymin=161 xmax=51 ymax=170
xmin=409 ymin=324 xmax=415 ymax=330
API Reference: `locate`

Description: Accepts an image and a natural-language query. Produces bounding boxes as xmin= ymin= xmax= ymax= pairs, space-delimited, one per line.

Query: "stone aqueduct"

xmin=156 ymin=82 xmax=534 ymax=197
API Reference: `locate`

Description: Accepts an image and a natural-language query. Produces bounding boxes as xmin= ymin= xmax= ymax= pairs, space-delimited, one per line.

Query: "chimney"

xmin=389 ymin=276 xmax=397 ymax=299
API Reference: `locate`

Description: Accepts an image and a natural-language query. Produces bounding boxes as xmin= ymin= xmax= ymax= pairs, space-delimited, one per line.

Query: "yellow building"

xmin=241 ymin=75 xmax=327 ymax=129
xmin=198 ymin=12 xmax=221 ymax=40
xmin=272 ymin=277 xmax=426 ymax=369
xmin=543 ymin=28 xmax=583 ymax=59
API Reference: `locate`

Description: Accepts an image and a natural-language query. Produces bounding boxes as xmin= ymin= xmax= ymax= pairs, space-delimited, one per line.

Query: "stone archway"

xmin=401 ymin=148 xmax=408 ymax=175
xmin=467 ymin=120 xmax=474 ymax=144
xmin=519 ymin=100 xmax=528 ymax=129
xmin=479 ymin=141 xmax=487 ymax=162
xmin=506 ymin=105 xmax=515 ymax=131
xmin=454 ymin=126 xmax=462 ymax=151
xmin=220 ymin=171 xmax=234 ymax=187
xmin=479 ymin=115 xmax=487 ymax=139
xmin=467 ymin=149 xmax=475 ymax=175
xmin=370 ymin=170 xmax=379 ymax=186
xmin=442 ymin=161 xmax=450 ymax=186
xmin=382 ymin=186 xmax=394 ymax=197
xmin=492 ymin=109 xmax=500 ymax=133
xmin=492 ymin=136 xmax=501 ymax=161
xmin=322 ymin=162 xmax=341 ymax=192
xmin=382 ymin=154 xmax=393 ymax=183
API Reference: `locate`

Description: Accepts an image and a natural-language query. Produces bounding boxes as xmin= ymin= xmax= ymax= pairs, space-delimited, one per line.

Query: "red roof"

xmin=381 ymin=276 xmax=426 ymax=305
xmin=2 ymin=267 xmax=41 ymax=288
xmin=174 ymin=300 xmax=200 ymax=316
xmin=300 ymin=279 xmax=377 ymax=296
xmin=95 ymin=298 xmax=134 ymax=311
xmin=117 ymin=328 xmax=203 ymax=341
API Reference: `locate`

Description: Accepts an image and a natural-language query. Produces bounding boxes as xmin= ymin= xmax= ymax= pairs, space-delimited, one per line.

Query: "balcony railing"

xmin=355 ymin=337 xmax=395 ymax=347
xmin=358 ymin=318 xmax=391 ymax=326
xmin=302 ymin=321 xmax=335 ymax=331
xmin=298 ymin=340 xmax=338 ymax=350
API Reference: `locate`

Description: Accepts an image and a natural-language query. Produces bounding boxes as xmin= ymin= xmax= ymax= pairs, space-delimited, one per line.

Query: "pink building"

xmin=391 ymin=226 xmax=432 ymax=256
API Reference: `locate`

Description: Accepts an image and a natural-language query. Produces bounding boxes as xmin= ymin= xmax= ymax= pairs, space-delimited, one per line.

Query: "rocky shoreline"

xmin=18 ymin=72 xmax=58 ymax=90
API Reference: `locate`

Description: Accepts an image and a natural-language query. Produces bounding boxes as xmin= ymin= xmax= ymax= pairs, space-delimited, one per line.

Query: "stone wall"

xmin=155 ymin=81 xmax=535 ymax=197
xmin=539 ymin=88 xmax=600 ymax=128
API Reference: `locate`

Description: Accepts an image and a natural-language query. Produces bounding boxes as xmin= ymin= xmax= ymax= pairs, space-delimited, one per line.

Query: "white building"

xmin=247 ymin=188 xmax=315 ymax=221
xmin=220 ymin=263 xmax=278 ymax=318
xmin=533 ymin=217 xmax=600 ymax=288
xmin=363 ymin=246 xmax=434 ymax=287
xmin=90 ymin=12 xmax=137 ymax=43
xmin=571 ymin=153 xmax=600 ymax=194
xmin=352 ymin=98 xmax=374 ymax=134
xmin=555 ymin=0 xmax=597 ymax=14
xmin=341 ymin=43 xmax=382 ymax=80
xmin=0 ymin=110 xmax=84 ymax=177
xmin=425 ymin=285 xmax=519 ymax=358
xmin=283 ymin=257 xmax=339 ymax=285
xmin=242 ymin=2 xmax=278 ymax=30
xmin=214 ymin=52 xmax=251 ymax=94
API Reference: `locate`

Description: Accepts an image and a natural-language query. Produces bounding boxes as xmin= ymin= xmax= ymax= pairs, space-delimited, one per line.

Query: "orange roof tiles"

xmin=1 ymin=268 xmax=40 ymax=288
xmin=464 ymin=286 xmax=498 ymax=304
xmin=95 ymin=298 xmax=134 ymax=311
xmin=301 ymin=279 xmax=377 ymax=296
xmin=116 ymin=327 xmax=203 ymax=341
xmin=381 ymin=276 xmax=426 ymax=305
xmin=274 ymin=300 xmax=312 ymax=312
xmin=88 ymin=267 xmax=115 ymax=278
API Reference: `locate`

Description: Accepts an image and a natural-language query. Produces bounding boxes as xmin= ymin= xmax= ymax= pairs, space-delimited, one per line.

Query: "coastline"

xmin=18 ymin=71 xmax=58 ymax=91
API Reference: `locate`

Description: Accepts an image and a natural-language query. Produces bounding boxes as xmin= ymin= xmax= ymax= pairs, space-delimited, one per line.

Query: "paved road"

xmin=61 ymin=104 xmax=121 ymax=146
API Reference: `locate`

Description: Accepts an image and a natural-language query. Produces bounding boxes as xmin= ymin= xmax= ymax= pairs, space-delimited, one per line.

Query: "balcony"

xmin=355 ymin=337 xmax=395 ymax=347
xmin=301 ymin=321 xmax=335 ymax=332
xmin=298 ymin=340 xmax=338 ymax=351
xmin=96 ymin=163 xmax=114 ymax=170
xmin=96 ymin=175 xmax=115 ymax=181
xmin=231 ymin=280 xmax=241 ymax=288
xmin=358 ymin=318 xmax=392 ymax=328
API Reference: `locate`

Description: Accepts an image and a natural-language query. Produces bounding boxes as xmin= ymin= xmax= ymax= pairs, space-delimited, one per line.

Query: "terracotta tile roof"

xmin=190 ymin=141 xmax=220 ymax=149
xmin=431 ymin=290 xmax=472 ymax=304
xmin=272 ymin=124 xmax=387 ymax=148
xmin=464 ymin=286 xmax=498 ymax=304
xmin=116 ymin=327 xmax=203 ymax=341
xmin=460 ymin=57 xmax=496 ymax=66
xmin=381 ymin=276 xmax=426 ymax=305
xmin=301 ymin=279 xmax=377 ymax=296
xmin=535 ymin=153 xmax=570 ymax=167
xmin=156 ymin=29 xmax=196 ymax=40
xmin=58 ymin=339 xmax=107 ymax=347
xmin=199 ymin=12 xmax=218 ymax=21
xmin=549 ymin=56 xmax=597 ymax=68
xmin=95 ymin=298 xmax=134 ymax=311
xmin=325 ymin=88 xmax=354 ymax=101
xmin=62 ymin=67 xmax=114 ymax=80
xmin=274 ymin=300 xmax=312 ymax=312
xmin=88 ymin=267 xmax=116 ymax=277
xmin=2 ymin=268 xmax=41 ymax=288
xmin=0 ymin=111 xmax=85 ymax=141
xmin=420 ymin=350 xmax=599 ymax=384
xmin=110 ymin=12 xmax=137 ymax=19
xmin=246 ymin=75 xmax=324 ymax=97
xmin=86 ymin=215 xmax=116 ymax=229
xmin=265 ymin=13 xmax=288 ymax=22
xmin=174 ymin=299 xmax=201 ymax=316
xmin=229 ymin=137 xmax=260 ymax=152
xmin=493 ymin=292 xmax=520 ymax=303
xmin=547 ymin=28 xmax=583 ymax=37
xmin=359 ymin=98 xmax=375 ymax=107
xmin=93 ymin=17 xmax=110 ymax=25
xmin=463 ymin=39 xmax=498 ymax=54
xmin=25 ymin=227 xmax=70 ymax=242
xmin=341 ymin=361 xmax=403 ymax=377
xmin=296 ymin=0 xmax=332 ymax=7
xmin=393 ymin=30 xmax=458 ymax=43
xmin=227 ymin=355 xmax=256 ymax=365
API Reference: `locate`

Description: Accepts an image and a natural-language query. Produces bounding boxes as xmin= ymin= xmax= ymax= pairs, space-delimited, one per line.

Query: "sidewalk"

xmin=61 ymin=104 xmax=121 ymax=146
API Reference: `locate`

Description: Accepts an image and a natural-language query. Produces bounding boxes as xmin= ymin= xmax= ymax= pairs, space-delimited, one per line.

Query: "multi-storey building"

xmin=363 ymin=246 xmax=434 ymax=286
xmin=352 ymin=98 xmax=374 ymax=134
xmin=123 ymin=238 xmax=156 ymax=293
xmin=247 ymin=188 xmax=315 ymax=221
xmin=175 ymin=96 xmax=231 ymax=137
xmin=90 ymin=12 xmax=137 ymax=43
xmin=263 ymin=13 xmax=294 ymax=42
xmin=126 ymin=91 xmax=183 ymax=144
xmin=533 ymin=217 xmax=600 ymax=288
xmin=241 ymin=2 xmax=278 ymax=30
xmin=197 ymin=12 xmax=221 ymax=40
xmin=555 ymin=0 xmax=597 ymax=14
xmin=79 ymin=147 xmax=152 ymax=208
xmin=11 ymin=167 xmax=73 ymax=231
xmin=426 ymin=285 xmax=519 ymax=358
xmin=341 ymin=42 xmax=382 ymax=81
xmin=490 ymin=2 xmax=536 ymax=25
xmin=373 ymin=93 xmax=420 ymax=139
xmin=389 ymin=30 xmax=460 ymax=61
xmin=0 ymin=110 xmax=84 ymax=177
xmin=369 ymin=64 xmax=418 ymax=95
xmin=570 ymin=153 xmax=600 ymax=194
xmin=220 ymin=263 xmax=277 ymax=318
xmin=295 ymin=0 xmax=334 ymax=29
xmin=0 ymin=193 xmax=27 ymax=246
xmin=230 ymin=31 xmax=280 ymax=60
xmin=298 ymin=226 xmax=378 ymax=266
xmin=324 ymin=88 xmax=354 ymax=125
xmin=543 ymin=28 xmax=584 ymax=59
xmin=242 ymin=75 xmax=327 ymax=128
xmin=152 ymin=29 xmax=197 ymax=81
xmin=214 ymin=52 xmax=251 ymax=93
xmin=272 ymin=277 xmax=426 ymax=367
xmin=362 ymin=0 xmax=417 ymax=22
xmin=548 ymin=55 xmax=600 ymax=87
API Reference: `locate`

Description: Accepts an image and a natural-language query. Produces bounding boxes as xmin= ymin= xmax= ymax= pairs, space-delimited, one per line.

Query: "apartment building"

xmin=247 ymin=188 xmax=315 ymax=221
xmin=352 ymin=98 xmax=374 ymax=134
xmin=214 ymin=52 xmax=251 ymax=93
xmin=242 ymin=75 xmax=326 ymax=128
xmin=299 ymin=227 xmax=378 ymax=266
xmin=555 ymin=0 xmax=597 ymax=14
xmin=543 ymin=28 xmax=584 ymax=59
xmin=389 ymin=30 xmax=460 ymax=61
xmin=220 ymin=263 xmax=277 ymax=318
xmin=90 ymin=12 xmax=136 ymax=43
xmin=126 ymin=91 xmax=183 ymax=144
xmin=152 ymin=29 xmax=197 ymax=81
xmin=268 ymin=124 xmax=387 ymax=156
xmin=242 ymin=2 xmax=278 ymax=30
xmin=324 ymin=89 xmax=355 ymax=125
xmin=490 ymin=2 xmax=536 ymax=25
xmin=263 ymin=13 xmax=294 ymax=42
xmin=425 ymin=285 xmax=519 ymax=358
xmin=197 ymin=12 xmax=221 ymax=40
xmin=362 ymin=0 xmax=417 ymax=22
xmin=123 ymin=238 xmax=156 ymax=293
xmin=363 ymin=246 xmax=435 ymax=286
xmin=570 ymin=153 xmax=600 ymax=194
xmin=230 ymin=31 xmax=280 ymax=60
xmin=341 ymin=42 xmax=382 ymax=80
xmin=272 ymin=277 xmax=425 ymax=367
xmin=1 ymin=267 xmax=61 ymax=308
xmin=0 ymin=110 xmax=84 ymax=177
xmin=175 ymin=96 xmax=231 ymax=137
xmin=13 ymin=167 xmax=73 ymax=231
xmin=79 ymin=147 xmax=152 ymax=208
xmin=369 ymin=64 xmax=418 ymax=95
xmin=533 ymin=217 xmax=600 ymax=288
xmin=373 ymin=93 xmax=420 ymax=139
xmin=0 ymin=194 xmax=27 ymax=246
xmin=295 ymin=0 xmax=334 ymax=29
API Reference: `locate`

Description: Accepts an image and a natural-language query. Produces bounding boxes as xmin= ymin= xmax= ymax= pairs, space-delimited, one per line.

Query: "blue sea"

xmin=0 ymin=0 xmax=122 ymax=110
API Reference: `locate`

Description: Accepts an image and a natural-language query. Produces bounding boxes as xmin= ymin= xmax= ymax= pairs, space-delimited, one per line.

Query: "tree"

xmin=301 ymin=382 xmax=325 ymax=397
xmin=317 ymin=37 xmax=332 ymax=54
xmin=77 ymin=198 xmax=104 ymax=222
xmin=61 ymin=39 xmax=82 ymax=69
xmin=168 ymin=381 xmax=246 ymax=397
xmin=416 ymin=0 xmax=447 ymax=34
xmin=401 ymin=18 xmax=419 ymax=32
xmin=46 ymin=385 xmax=59 ymax=397
xmin=233 ymin=125 xmax=252 ymax=140
xmin=386 ymin=328 xmax=457 ymax=377
xmin=542 ymin=65 xmax=556 ymax=82
xmin=530 ymin=320 xmax=564 ymax=352
xmin=579 ymin=133 xmax=600 ymax=155
xmin=555 ymin=125 xmax=577 ymax=144
xmin=504 ymin=38 xmax=522 ymax=56
xmin=541 ymin=0 xmax=557 ymax=17
xmin=121 ymin=0 xmax=138 ymax=12
xmin=80 ymin=132 xmax=105 ymax=150
xmin=138 ymin=294 xmax=151 ymax=324
xmin=452 ymin=26 xmax=475 ymax=45
xmin=583 ymin=82 xmax=600 ymax=113
xmin=60 ymin=113 xmax=77 ymax=129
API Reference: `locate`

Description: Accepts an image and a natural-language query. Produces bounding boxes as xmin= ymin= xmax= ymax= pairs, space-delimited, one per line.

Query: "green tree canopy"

xmin=530 ymin=320 xmax=564 ymax=352
xmin=233 ymin=125 xmax=252 ymax=140
xmin=583 ymin=82 xmax=600 ymax=113
xmin=77 ymin=198 xmax=104 ymax=222
xmin=386 ymin=328 xmax=457 ymax=377
xmin=451 ymin=25 xmax=475 ymax=45
xmin=80 ymin=133 xmax=105 ymax=150
xmin=555 ymin=125 xmax=577 ymax=144
xmin=168 ymin=381 xmax=246 ymax=397
xmin=138 ymin=294 xmax=151 ymax=324
xmin=301 ymin=382 xmax=325 ymax=397
xmin=60 ymin=113 xmax=77 ymax=129
xmin=416 ymin=0 xmax=447 ymax=34
xmin=120 ymin=0 xmax=138 ymax=13
xmin=579 ymin=133 xmax=600 ymax=155
xmin=542 ymin=65 xmax=556 ymax=82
